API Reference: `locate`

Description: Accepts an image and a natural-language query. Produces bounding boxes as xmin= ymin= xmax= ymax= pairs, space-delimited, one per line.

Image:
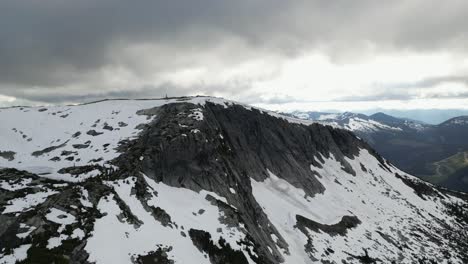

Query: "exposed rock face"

xmin=120 ymin=103 xmax=375 ymax=194
xmin=0 ymin=151 xmax=15 ymax=161
xmin=295 ymin=215 xmax=361 ymax=237
xmin=31 ymin=142 xmax=67 ymax=157
xmin=188 ymin=229 xmax=249 ymax=264
xmin=1 ymin=98 xmax=468 ymax=264
xmin=86 ymin=130 xmax=103 ymax=136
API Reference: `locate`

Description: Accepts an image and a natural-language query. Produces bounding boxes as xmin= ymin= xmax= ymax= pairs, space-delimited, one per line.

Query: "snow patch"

xmin=0 ymin=178 xmax=32 ymax=191
xmin=47 ymin=234 xmax=68 ymax=249
xmin=46 ymin=208 xmax=76 ymax=225
xmin=79 ymin=187 xmax=93 ymax=207
xmin=188 ymin=108 xmax=204 ymax=121
xmin=0 ymin=244 xmax=31 ymax=264
xmin=2 ymin=190 xmax=57 ymax=214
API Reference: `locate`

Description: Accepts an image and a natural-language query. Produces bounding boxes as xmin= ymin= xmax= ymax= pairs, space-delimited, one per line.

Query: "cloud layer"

xmin=1 ymin=0 xmax=468 ymax=108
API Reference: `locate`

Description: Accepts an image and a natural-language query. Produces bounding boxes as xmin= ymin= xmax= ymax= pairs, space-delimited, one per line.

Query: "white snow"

xmin=37 ymin=216 xmax=83 ymax=250
xmin=291 ymin=112 xmax=405 ymax=132
xmin=344 ymin=117 xmax=402 ymax=132
xmin=47 ymin=234 xmax=68 ymax=249
xmin=16 ymin=225 xmax=35 ymax=239
xmin=85 ymin=191 xmax=209 ymax=264
xmin=446 ymin=117 xmax=468 ymax=125
xmin=46 ymin=208 xmax=76 ymax=225
xmin=0 ymin=244 xmax=31 ymax=264
xmin=188 ymin=108 xmax=204 ymax=121
xmin=2 ymin=190 xmax=57 ymax=214
xmin=404 ymin=120 xmax=428 ymax=131
xmin=52 ymin=183 xmax=68 ymax=188
xmin=0 ymin=178 xmax=32 ymax=191
xmin=60 ymin=169 xmax=101 ymax=182
xmin=71 ymin=228 xmax=85 ymax=239
xmin=318 ymin=113 xmax=339 ymax=120
xmin=79 ymin=187 xmax=93 ymax=207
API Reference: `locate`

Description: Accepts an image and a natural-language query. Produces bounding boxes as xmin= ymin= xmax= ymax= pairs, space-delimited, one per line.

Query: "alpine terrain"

xmin=291 ymin=111 xmax=468 ymax=192
xmin=1 ymin=96 xmax=468 ymax=264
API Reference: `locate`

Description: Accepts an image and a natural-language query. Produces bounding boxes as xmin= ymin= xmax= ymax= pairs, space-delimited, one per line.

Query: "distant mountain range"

xmin=357 ymin=109 xmax=468 ymax=125
xmin=291 ymin=111 xmax=468 ymax=192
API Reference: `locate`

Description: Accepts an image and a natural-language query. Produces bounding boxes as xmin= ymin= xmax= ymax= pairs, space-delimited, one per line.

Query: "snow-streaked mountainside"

xmin=290 ymin=111 xmax=428 ymax=133
xmin=291 ymin=111 xmax=468 ymax=193
xmin=2 ymin=97 xmax=468 ymax=263
xmin=441 ymin=116 xmax=468 ymax=126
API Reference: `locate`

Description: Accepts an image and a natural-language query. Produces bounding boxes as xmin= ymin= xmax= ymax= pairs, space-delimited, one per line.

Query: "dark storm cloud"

xmin=1 ymin=0 xmax=468 ymax=104
xmin=0 ymin=0 xmax=293 ymax=87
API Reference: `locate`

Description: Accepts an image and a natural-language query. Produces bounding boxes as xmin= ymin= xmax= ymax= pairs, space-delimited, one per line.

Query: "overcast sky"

xmin=1 ymin=0 xmax=468 ymax=113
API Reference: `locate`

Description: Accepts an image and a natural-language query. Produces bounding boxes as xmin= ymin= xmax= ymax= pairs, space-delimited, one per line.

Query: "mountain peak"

xmin=370 ymin=111 xmax=392 ymax=119
xmin=1 ymin=99 xmax=468 ymax=263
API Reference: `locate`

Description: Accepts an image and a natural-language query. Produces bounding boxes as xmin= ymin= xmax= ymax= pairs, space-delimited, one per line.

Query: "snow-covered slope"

xmin=1 ymin=98 xmax=468 ymax=263
xmin=0 ymin=97 xmax=234 ymax=182
xmin=252 ymin=151 xmax=464 ymax=263
xmin=290 ymin=111 xmax=422 ymax=133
